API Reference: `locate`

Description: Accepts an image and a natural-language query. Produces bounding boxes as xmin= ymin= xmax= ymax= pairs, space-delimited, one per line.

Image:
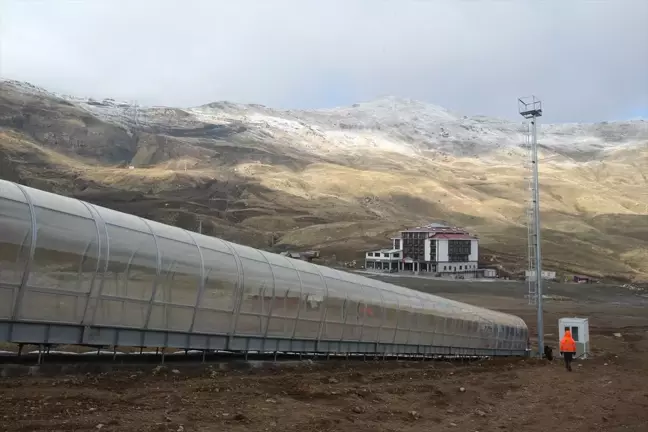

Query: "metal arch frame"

xmin=214 ymin=239 xmax=245 ymax=341
xmin=460 ymin=307 xmax=480 ymax=350
xmin=89 ymin=220 xmax=156 ymax=327
xmin=467 ymin=310 xmax=483 ymax=350
xmin=354 ymin=282 xmax=370 ymax=344
xmin=355 ymin=284 xmax=369 ymax=343
xmin=87 ymin=206 xmax=111 ymax=327
xmin=374 ymin=287 xmax=387 ymax=346
xmin=408 ymin=295 xmax=427 ymax=347
xmin=311 ymin=266 xmax=331 ymax=345
xmin=456 ymin=304 xmax=478 ymax=350
xmin=123 ymin=245 xmax=145 ymax=298
xmin=342 ymin=282 xmax=364 ymax=344
xmin=75 ymin=202 xmax=107 ymax=336
xmin=254 ymin=281 xmax=267 ymax=333
xmin=326 ymin=276 xmax=349 ymax=344
xmin=255 ymin=252 xmax=277 ymax=344
xmin=332 ymin=270 xmax=358 ymax=343
xmin=14 ymin=231 xmax=30 ymax=276
xmin=145 ymin=229 xmax=205 ymax=334
xmin=75 ymin=240 xmax=96 ymax=295
xmin=283 ymin=257 xmax=306 ymax=341
xmin=194 ymin=248 xmax=239 ymax=324
xmin=140 ymin=218 xmax=163 ymax=332
xmin=279 ymin=282 xmax=292 ymax=336
xmin=159 ymin=260 xmax=178 ymax=330
xmin=230 ymin=258 xmax=275 ymax=338
xmin=377 ymin=290 xmax=395 ymax=345
xmin=338 ymin=278 xmax=351 ymax=343
xmin=75 ymin=203 xmax=101 ymax=292
xmin=389 ymin=293 xmax=401 ymax=347
xmin=11 ymin=184 xmax=38 ymax=322
xmin=185 ymin=230 xmax=207 ymax=335
xmin=403 ymin=294 xmax=416 ymax=347
xmin=471 ymin=311 xmax=488 ymax=348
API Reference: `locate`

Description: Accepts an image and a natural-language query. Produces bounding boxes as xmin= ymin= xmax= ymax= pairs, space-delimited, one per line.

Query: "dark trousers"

xmin=563 ymin=352 xmax=574 ymax=371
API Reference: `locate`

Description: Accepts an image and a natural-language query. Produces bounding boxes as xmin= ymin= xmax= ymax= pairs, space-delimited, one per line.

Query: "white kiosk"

xmin=558 ymin=317 xmax=590 ymax=359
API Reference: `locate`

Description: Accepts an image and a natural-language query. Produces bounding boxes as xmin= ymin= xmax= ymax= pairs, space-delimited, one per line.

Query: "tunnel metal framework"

xmin=0 ymin=179 xmax=529 ymax=357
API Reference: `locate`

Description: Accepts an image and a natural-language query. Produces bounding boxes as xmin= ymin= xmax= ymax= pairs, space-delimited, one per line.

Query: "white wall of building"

xmin=437 ymin=239 xmax=449 ymax=261
xmin=469 ymin=239 xmax=479 ymax=262
xmin=438 ymin=262 xmax=478 ymax=273
xmin=365 ymin=250 xmax=401 ymax=261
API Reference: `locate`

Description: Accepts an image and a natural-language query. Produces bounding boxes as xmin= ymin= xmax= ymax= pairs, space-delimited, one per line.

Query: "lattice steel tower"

xmin=518 ymin=96 xmax=544 ymax=358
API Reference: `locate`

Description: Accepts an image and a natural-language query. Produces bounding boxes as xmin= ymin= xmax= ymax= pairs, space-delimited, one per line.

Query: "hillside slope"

xmin=1 ymin=79 xmax=647 ymax=280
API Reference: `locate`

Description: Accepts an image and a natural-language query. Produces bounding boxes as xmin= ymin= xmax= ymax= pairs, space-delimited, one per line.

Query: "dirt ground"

xmin=1 ymin=279 xmax=647 ymax=432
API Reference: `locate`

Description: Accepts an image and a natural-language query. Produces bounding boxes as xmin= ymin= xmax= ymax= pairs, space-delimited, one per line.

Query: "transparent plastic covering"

xmin=0 ymin=179 xmax=528 ymax=352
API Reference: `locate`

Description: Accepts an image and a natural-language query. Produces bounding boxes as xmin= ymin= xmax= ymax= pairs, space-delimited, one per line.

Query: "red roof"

xmin=402 ymin=227 xmax=462 ymax=233
xmin=432 ymin=233 xmax=477 ymax=240
xmin=399 ymin=224 xmax=478 ymax=239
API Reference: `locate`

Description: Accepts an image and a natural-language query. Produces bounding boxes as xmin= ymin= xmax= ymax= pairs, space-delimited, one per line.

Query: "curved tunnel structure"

xmin=0 ymin=179 xmax=528 ymax=356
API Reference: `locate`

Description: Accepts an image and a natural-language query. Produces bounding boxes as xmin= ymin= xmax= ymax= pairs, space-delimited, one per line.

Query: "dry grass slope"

xmin=1 ymin=79 xmax=647 ymax=280
xmin=1 ymin=129 xmax=647 ymax=280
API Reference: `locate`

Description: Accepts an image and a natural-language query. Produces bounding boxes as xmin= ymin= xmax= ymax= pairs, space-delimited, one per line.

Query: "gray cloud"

xmin=1 ymin=0 xmax=647 ymax=122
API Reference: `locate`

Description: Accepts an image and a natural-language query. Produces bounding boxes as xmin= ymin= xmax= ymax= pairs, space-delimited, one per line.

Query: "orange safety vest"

xmin=560 ymin=330 xmax=577 ymax=353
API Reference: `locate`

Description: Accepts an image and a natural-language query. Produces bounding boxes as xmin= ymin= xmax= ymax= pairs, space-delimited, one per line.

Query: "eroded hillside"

xmin=1 ymin=80 xmax=647 ymax=280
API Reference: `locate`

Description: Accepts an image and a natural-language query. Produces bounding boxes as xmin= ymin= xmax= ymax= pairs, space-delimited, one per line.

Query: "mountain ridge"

xmin=1 ymin=79 xmax=647 ymax=281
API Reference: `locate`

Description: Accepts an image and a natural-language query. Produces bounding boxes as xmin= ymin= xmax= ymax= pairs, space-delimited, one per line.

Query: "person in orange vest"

xmin=559 ymin=330 xmax=577 ymax=371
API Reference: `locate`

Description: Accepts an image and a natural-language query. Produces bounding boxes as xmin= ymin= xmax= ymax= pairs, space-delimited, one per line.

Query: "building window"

xmin=443 ymin=266 xmax=447 ymax=271
xmin=393 ymin=253 xmax=400 ymax=258
xmin=448 ymin=240 xmax=471 ymax=262
xmin=394 ymin=239 xmax=401 ymax=249
xmin=402 ymin=231 xmax=426 ymax=261
xmin=429 ymin=239 xmax=437 ymax=261
xmin=459 ymin=265 xmax=462 ymax=270
xmin=383 ymin=253 xmax=389 ymax=257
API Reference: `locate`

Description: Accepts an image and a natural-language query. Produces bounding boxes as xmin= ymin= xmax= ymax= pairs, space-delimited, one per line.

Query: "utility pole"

xmin=518 ymin=96 xmax=544 ymax=358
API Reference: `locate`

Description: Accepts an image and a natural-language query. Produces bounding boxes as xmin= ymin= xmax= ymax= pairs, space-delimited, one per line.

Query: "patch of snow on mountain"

xmin=3 ymin=79 xmax=647 ymax=159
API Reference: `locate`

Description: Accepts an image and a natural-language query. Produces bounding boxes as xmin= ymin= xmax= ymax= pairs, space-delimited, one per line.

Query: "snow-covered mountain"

xmin=3 ymin=78 xmax=646 ymax=163
xmin=1 ymin=78 xmax=648 ymax=280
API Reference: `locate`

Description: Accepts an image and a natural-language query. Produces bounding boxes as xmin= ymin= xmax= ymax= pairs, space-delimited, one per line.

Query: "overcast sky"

xmin=1 ymin=0 xmax=647 ymax=123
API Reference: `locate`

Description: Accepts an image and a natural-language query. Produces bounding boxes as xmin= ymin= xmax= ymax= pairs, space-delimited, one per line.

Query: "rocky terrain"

xmin=0 ymin=79 xmax=647 ymax=280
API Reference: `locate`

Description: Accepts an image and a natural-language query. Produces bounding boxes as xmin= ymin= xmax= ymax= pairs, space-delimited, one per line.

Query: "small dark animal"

xmin=544 ymin=345 xmax=554 ymax=361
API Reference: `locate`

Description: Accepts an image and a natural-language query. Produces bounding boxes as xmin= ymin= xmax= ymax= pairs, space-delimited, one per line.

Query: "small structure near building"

xmin=483 ymin=268 xmax=497 ymax=278
xmin=525 ymin=270 xmax=557 ymax=281
xmin=280 ymin=250 xmax=320 ymax=262
xmin=573 ymin=275 xmax=597 ymax=284
xmin=559 ymin=317 xmax=590 ymax=359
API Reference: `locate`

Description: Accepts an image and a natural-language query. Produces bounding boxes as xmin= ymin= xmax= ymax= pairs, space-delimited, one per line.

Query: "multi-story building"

xmin=365 ymin=223 xmax=479 ymax=275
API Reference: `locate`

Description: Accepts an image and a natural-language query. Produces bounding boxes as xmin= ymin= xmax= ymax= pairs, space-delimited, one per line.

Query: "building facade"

xmin=364 ymin=249 xmax=402 ymax=271
xmin=365 ymin=223 xmax=480 ymax=276
xmin=524 ymin=270 xmax=556 ymax=281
